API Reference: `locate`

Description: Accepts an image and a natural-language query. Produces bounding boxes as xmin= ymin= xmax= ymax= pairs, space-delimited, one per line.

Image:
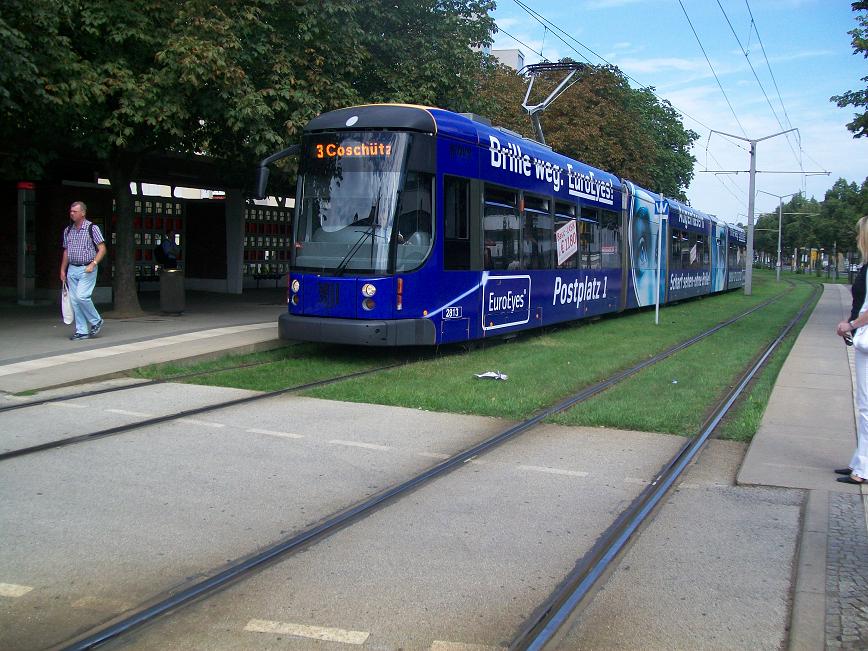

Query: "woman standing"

xmin=836 ymin=215 xmax=868 ymax=484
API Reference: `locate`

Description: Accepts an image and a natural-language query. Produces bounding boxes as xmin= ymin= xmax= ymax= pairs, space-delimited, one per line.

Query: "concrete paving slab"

xmin=774 ymin=370 xmax=852 ymax=391
xmin=562 ymin=441 xmax=803 ymax=651
xmin=738 ymin=284 xmax=859 ymax=491
xmin=0 ymin=289 xmax=289 ymax=393
xmin=91 ymin=423 xmax=691 ymax=651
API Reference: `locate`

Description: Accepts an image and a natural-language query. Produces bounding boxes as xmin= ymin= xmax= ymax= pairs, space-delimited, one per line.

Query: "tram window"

xmin=580 ymin=207 xmax=601 ymax=270
xmin=681 ymin=233 xmax=692 ymax=268
xmin=696 ymin=234 xmax=708 ymax=266
xmin=555 ymin=201 xmax=577 ymax=269
xmin=444 ymin=175 xmax=470 ymax=270
xmin=600 ymin=209 xmax=621 ymax=269
xmin=673 ymin=231 xmax=684 ymax=268
xmin=395 ymin=172 xmax=434 ymax=272
xmin=671 ymin=229 xmax=682 ymax=266
xmin=483 ymin=185 xmax=520 ymax=270
xmin=729 ymin=242 xmax=740 ymax=267
xmin=523 ymin=194 xmax=553 ymax=269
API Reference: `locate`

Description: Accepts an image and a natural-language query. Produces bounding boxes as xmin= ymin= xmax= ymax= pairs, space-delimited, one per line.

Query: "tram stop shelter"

xmin=2 ymin=152 xmax=294 ymax=307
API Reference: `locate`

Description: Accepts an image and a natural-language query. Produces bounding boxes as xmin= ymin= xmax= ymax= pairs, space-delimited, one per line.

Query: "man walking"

xmin=60 ymin=201 xmax=107 ymax=340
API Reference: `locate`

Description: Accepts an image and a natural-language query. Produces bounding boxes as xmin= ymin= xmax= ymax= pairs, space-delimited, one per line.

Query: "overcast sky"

xmin=490 ymin=0 xmax=868 ymax=224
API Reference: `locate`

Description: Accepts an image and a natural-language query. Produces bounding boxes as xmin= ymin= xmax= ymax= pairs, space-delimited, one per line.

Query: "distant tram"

xmin=258 ymin=104 xmax=746 ymax=346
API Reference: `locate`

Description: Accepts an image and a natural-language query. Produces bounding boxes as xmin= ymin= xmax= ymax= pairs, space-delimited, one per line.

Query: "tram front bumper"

xmin=278 ymin=313 xmax=436 ymax=346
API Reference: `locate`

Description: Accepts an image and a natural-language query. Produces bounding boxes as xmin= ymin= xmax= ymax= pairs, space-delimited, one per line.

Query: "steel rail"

xmin=0 ymin=362 xmax=405 ymax=462
xmin=0 ymin=352 xmax=319 ymax=414
xmin=58 ymin=289 xmax=788 ymax=650
xmin=510 ymin=283 xmax=821 ymax=651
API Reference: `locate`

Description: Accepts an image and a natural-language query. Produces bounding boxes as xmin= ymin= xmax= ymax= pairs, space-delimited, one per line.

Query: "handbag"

xmin=61 ymin=282 xmax=73 ymax=324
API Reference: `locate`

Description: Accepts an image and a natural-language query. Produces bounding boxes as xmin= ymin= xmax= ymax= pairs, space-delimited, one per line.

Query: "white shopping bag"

xmin=61 ymin=282 xmax=73 ymax=324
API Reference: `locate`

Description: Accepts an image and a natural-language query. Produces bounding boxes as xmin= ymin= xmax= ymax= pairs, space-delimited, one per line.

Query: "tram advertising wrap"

xmin=262 ymin=104 xmax=744 ymax=346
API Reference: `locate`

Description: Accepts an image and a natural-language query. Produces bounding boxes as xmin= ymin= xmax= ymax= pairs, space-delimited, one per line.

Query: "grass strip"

xmin=713 ymin=283 xmax=822 ymax=442
xmin=304 ymin=271 xmax=789 ymax=419
xmin=131 ymin=343 xmax=411 ymax=391
xmin=549 ymin=279 xmax=816 ymax=435
xmin=138 ymin=270 xmax=830 ymax=443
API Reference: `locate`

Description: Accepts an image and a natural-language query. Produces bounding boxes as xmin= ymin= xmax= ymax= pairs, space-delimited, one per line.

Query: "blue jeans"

xmin=67 ymin=264 xmax=101 ymax=335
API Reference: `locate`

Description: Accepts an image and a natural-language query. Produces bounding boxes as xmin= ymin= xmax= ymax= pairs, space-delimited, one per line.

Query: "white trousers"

xmin=850 ymin=346 xmax=868 ymax=478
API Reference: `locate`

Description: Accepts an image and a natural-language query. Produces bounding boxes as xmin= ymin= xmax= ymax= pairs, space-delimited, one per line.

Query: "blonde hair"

xmin=859 ymin=216 xmax=868 ymax=263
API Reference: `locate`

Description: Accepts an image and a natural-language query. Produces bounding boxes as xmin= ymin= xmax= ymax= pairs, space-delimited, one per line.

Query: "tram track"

xmin=0 ymin=287 xmax=791 ymax=464
xmin=51 ymin=283 xmax=812 ymax=651
xmin=510 ymin=282 xmax=822 ymax=650
xmin=0 ymin=350 xmax=374 ymax=415
xmin=0 ymin=362 xmax=408 ymax=462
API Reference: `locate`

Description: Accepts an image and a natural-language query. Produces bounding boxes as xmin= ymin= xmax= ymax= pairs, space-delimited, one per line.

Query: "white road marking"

xmin=106 ymin=409 xmax=153 ymax=417
xmin=0 ymin=583 xmax=33 ymax=598
xmin=47 ymin=402 xmax=87 ymax=409
xmin=623 ymin=477 xmax=648 ymax=485
xmin=72 ymin=595 xmax=133 ymax=610
xmin=418 ymin=452 xmax=451 ymax=460
xmin=431 ymin=642 xmax=505 ymax=651
xmin=247 ymin=428 xmax=303 ymax=439
xmin=329 ymin=439 xmax=392 ymax=451
xmin=177 ymin=418 xmax=225 ymax=428
xmin=244 ymin=619 xmax=370 ymax=644
xmin=518 ymin=464 xmax=589 ymax=478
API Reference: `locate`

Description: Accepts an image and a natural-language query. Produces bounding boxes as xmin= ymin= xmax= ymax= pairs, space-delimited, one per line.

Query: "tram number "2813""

xmin=444 ymin=306 xmax=463 ymax=319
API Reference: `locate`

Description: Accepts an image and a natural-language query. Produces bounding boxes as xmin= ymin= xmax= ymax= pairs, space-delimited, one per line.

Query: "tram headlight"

xmin=290 ymin=294 xmax=299 ymax=306
xmin=361 ymin=283 xmax=376 ymax=298
xmin=291 ymin=279 xmax=300 ymax=294
xmin=362 ymin=298 xmax=376 ymax=311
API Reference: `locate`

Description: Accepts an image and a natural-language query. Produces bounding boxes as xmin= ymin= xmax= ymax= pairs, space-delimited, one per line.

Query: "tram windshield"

xmin=293 ymin=131 xmax=433 ymax=275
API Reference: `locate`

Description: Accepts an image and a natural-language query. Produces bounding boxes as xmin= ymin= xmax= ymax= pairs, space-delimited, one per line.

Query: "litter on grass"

xmin=475 ymin=371 xmax=508 ymax=381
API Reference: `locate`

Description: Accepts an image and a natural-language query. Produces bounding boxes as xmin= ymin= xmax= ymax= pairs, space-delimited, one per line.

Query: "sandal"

xmin=837 ymin=475 xmax=867 ymax=484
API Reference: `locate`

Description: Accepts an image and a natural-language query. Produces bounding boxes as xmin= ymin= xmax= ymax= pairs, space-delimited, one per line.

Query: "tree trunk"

xmin=104 ymin=155 xmax=144 ymax=316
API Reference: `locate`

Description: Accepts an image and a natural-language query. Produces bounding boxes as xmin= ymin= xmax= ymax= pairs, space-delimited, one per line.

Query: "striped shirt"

xmin=63 ymin=220 xmax=105 ymax=266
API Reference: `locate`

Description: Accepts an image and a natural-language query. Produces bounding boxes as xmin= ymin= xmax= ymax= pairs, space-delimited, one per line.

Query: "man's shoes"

xmin=70 ymin=332 xmax=90 ymax=341
xmin=90 ymin=319 xmax=103 ymax=336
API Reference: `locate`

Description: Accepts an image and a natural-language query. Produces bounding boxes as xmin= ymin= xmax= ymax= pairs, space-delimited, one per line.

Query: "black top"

xmin=305 ymin=105 xmax=436 ymax=134
xmin=851 ymin=264 xmax=867 ymax=322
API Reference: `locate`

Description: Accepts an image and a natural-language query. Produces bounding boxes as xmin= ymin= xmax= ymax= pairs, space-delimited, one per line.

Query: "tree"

xmin=353 ymin=0 xmax=496 ymax=113
xmin=476 ymin=61 xmax=698 ymax=199
xmin=1 ymin=0 xmax=498 ymax=313
xmin=831 ymin=1 xmax=868 ymax=138
xmin=0 ymin=0 xmax=366 ymax=314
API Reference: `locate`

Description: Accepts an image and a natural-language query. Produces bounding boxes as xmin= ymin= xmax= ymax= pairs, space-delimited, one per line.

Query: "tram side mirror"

xmin=255 ymin=166 xmax=270 ymax=200
xmin=255 ymin=144 xmax=300 ymax=200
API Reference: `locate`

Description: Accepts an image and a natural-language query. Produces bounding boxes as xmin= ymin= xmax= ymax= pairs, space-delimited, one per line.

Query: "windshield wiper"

xmin=335 ymin=194 xmax=385 ymax=277
xmin=334 ymin=222 xmax=375 ymax=277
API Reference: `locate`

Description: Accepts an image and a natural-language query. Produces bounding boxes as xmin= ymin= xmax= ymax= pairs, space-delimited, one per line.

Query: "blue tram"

xmin=261 ymin=104 xmax=745 ymax=346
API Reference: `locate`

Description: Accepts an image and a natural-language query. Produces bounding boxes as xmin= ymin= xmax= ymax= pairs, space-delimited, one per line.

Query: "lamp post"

xmin=757 ymin=190 xmax=801 ymax=282
xmin=710 ymin=128 xmax=798 ymax=295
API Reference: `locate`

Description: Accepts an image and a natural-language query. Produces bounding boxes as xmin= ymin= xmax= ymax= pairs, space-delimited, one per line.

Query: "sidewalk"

xmin=0 ymin=289 xmax=288 ymax=394
xmin=738 ymin=283 xmax=868 ymax=650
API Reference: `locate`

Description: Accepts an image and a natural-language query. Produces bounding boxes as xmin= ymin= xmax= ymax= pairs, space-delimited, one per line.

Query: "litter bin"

xmin=160 ymin=269 xmax=185 ymax=314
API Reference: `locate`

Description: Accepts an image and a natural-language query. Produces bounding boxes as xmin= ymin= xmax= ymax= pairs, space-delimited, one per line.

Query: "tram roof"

xmin=305 ymin=104 xmax=622 ymax=188
xmin=305 ymin=105 xmax=740 ymax=227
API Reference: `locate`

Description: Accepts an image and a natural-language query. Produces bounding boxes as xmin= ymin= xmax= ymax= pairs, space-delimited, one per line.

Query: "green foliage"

xmin=830 ymin=1 xmax=868 ymax=137
xmin=476 ymin=61 xmax=698 ymax=200
xmin=0 ymin=0 xmax=497 ymax=312
xmin=753 ymin=178 xmax=868 ymax=263
xmin=352 ymin=0 xmax=496 ymax=113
